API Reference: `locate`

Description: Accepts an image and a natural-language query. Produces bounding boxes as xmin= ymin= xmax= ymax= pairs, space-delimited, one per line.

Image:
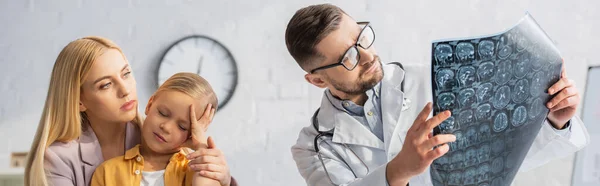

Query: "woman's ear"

xmin=305 ymin=73 xmax=328 ymax=88
xmin=79 ymin=101 xmax=87 ymax=112
xmin=145 ymin=96 xmax=155 ymax=115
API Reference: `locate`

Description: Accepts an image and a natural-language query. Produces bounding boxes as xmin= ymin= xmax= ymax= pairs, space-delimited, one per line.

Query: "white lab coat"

xmin=291 ymin=62 xmax=590 ymax=186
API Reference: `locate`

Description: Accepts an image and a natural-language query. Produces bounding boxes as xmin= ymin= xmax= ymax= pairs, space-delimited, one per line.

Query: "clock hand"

xmin=197 ymin=56 xmax=204 ymax=74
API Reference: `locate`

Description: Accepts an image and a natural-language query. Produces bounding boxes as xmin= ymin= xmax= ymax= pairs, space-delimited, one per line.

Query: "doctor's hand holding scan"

xmin=386 ymin=103 xmax=455 ymax=186
xmin=285 ymin=3 xmax=589 ymax=186
xmin=546 ymin=60 xmax=581 ymax=129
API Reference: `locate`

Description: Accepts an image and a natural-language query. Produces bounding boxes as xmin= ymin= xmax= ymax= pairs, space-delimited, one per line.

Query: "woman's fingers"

xmin=198 ymin=171 xmax=226 ymax=183
xmin=189 ymin=163 xmax=225 ymax=173
xmin=188 ymin=155 xmax=224 ymax=165
xmin=186 ymin=148 xmax=224 ymax=160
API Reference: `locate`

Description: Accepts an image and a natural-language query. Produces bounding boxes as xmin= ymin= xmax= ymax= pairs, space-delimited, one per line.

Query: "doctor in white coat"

xmin=284 ymin=3 xmax=590 ymax=186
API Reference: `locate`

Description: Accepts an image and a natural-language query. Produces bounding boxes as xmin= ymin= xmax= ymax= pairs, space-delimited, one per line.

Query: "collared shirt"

xmin=91 ymin=144 xmax=194 ymax=186
xmin=326 ymin=82 xmax=384 ymax=141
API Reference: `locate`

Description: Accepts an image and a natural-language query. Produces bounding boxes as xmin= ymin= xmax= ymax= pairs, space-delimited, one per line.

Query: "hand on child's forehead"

xmin=155 ymin=90 xmax=209 ymax=121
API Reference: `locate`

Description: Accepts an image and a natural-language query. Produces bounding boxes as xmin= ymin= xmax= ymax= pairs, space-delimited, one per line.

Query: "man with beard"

xmin=285 ymin=3 xmax=588 ymax=186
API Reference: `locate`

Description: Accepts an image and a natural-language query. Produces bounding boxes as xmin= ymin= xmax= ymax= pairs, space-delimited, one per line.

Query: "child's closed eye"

xmin=178 ymin=124 xmax=188 ymax=131
xmin=158 ymin=109 xmax=168 ymax=117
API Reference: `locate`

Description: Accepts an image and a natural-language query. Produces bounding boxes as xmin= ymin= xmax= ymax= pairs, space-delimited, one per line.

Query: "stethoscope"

xmin=311 ymin=62 xmax=410 ymax=186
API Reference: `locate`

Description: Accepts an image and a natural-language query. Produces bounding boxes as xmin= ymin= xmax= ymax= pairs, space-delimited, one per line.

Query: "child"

xmin=91 ymin=72 xmax=221 ymax=186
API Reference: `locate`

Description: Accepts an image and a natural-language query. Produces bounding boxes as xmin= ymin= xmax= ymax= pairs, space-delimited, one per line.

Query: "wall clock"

xmin=158 ymin=35 xmax=238 ymax=110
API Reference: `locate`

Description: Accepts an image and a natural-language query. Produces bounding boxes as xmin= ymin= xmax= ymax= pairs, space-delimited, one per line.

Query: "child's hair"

xmin=155 ymin=72 xmax=218 ymax=111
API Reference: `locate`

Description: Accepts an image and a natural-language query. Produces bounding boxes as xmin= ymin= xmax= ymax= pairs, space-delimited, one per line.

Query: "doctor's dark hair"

xmin=154 ymin=72 xmax=219 ymax=111
xmin=285 ymin=3 xmax=346 ymax=72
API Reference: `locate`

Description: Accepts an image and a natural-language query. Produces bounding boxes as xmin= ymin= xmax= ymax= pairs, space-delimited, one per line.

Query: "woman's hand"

xmin=187 ymin=137 xmax=232 ymax=186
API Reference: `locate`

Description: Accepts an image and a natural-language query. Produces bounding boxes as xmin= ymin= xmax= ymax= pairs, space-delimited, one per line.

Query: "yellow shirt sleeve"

xmin=90 ymin=164 xmax=106 ymax=186
xmin=185 ymin=168 xmax=195 ymax=186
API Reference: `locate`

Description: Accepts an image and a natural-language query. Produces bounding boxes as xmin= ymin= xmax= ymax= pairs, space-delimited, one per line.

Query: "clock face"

xmin=158 ymin=35 xmax=238 ymax=110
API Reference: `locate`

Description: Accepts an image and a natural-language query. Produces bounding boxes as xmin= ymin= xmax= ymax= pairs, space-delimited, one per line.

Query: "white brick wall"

xmin=1 ymin=0 xmax=598 ymax=185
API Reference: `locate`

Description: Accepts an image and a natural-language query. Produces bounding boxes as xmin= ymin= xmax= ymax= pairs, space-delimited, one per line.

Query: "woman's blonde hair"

xmin=25 ymin=36 xmax=142 ymax=186
xmin=154 ymin=72 xmax=218 ymax=111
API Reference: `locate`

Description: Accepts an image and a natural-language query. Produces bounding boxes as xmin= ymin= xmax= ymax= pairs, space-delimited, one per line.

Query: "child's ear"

xmin=145 ymin=96 xmax=155 ymax=115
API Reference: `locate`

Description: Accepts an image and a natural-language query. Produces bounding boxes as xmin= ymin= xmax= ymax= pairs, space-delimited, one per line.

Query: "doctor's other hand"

xmin=386 ymin=102 xmax=455 ymax=186
xmin=546 ymin=62 xmax=580 ymax=129
xmin=187 ymin=136 xmax=232 ymax=186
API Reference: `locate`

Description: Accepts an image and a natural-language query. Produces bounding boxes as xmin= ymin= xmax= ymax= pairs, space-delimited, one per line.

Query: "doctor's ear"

xmin=305 ymin=73 xmax=327 ymax=88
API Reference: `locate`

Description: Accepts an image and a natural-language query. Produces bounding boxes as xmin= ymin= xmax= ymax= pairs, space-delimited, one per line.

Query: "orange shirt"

xmin=91 ymin=144 xmax=195 ymax=186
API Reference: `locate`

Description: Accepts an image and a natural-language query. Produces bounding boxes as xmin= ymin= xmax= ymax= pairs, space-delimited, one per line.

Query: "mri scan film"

xmin=430 ymin=13 xmax=562 ymax=186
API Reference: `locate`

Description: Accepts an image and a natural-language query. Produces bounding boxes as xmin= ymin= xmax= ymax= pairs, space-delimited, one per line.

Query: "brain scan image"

xmin=435 ymin=44 xmax=454 ymax=65
xmin=514 ymin=53 xmax=530 ymax=78
xmin=465 ymin=146 xmax=478 ymax=167
xmin=478 ymin=62 xmax=496 ymax=81
xmin=437 ymin=92 xmax=456 ymax=110
xmin=475 ymin=103 xmax=492 ymax=121
xmin=530 ymin=71 xmax=546 ymax=96
xmin=493 ymin=112 xmax=508 ymax=132
xmin=459 ymin=109 xmax=475 ymax=127
xmin=476 ymin=83 xmax=494 ymax=103
xmin=456 ymin=42 xmax=476 ymax=62
xmin=478 ymin=124 xmax=491 ymax=142
xmin=436 ymin=69 xmax=456 ymax=89
xmin=491 ymin=157 xmax=504 ymax=174
xmin=477 ymin=163 xmax=490 ymax=183
xmin=478 ymin=143 xmax=491 ymax=163
xmin=529 ymin=98 xmax=545 ymax=119
xmin=431 ymin=13 xmax=563 ymax=186
xmin=497 ymin=35 xmax=513 ymax=59
xmin=464 ymin=167 xmax=477 ymax=185
xmin=512 ymin=79 xmax=529 ymax=103
xmin=514 ymin=31 xmax=529 ymax=52
xmin=478 ymin=40 xmax=495 ymax=60
xmin=493 ymin=86 xmax=511 ymax=109
xmin=440 ymin=116 xmax=456 ymax=132
xmin=458 ymin=88 xmax=476 ymax=108
xmin=512 ymin=105 xmax=528 ymax=127
xmin=458 ymin=66 xmax=477 ymax=87
xmin=495 ymin=60 xmax=512 ymax=85
xmin=451 ymin=150 xmax=464 ymax=169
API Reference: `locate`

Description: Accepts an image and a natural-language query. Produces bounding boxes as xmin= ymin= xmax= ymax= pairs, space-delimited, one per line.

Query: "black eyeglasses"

xmin=310 ymin=22 xmax=375 ymax=74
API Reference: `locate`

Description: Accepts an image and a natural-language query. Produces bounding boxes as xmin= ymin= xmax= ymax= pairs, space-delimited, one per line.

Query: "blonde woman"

xmin=25 ymin=36 xmax=236 ymax=186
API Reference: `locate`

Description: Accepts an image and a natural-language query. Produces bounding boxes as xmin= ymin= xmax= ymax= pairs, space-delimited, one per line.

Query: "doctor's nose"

xmin=358 ymin=47 xmax=375 ymax=65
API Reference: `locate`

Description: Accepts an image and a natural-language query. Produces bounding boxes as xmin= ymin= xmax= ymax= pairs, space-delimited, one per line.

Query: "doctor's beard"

xmin=325 ymin=56 xmax=384 ymax=96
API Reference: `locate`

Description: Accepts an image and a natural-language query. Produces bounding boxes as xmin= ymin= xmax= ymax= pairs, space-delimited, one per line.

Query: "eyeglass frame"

xmin=309 ymin=21 xmax=376 ymax=74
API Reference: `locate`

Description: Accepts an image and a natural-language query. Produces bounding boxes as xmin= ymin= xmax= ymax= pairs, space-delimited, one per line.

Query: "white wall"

xmin=0 ymin=0 xmax=597 ymax=185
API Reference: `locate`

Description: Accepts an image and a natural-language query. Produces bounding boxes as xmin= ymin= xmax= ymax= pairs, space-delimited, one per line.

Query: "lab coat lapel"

xmin=317 ymin=92 xmax=385 ymax=150
xmin=380 ymin=63 xmax=409 ymax=155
